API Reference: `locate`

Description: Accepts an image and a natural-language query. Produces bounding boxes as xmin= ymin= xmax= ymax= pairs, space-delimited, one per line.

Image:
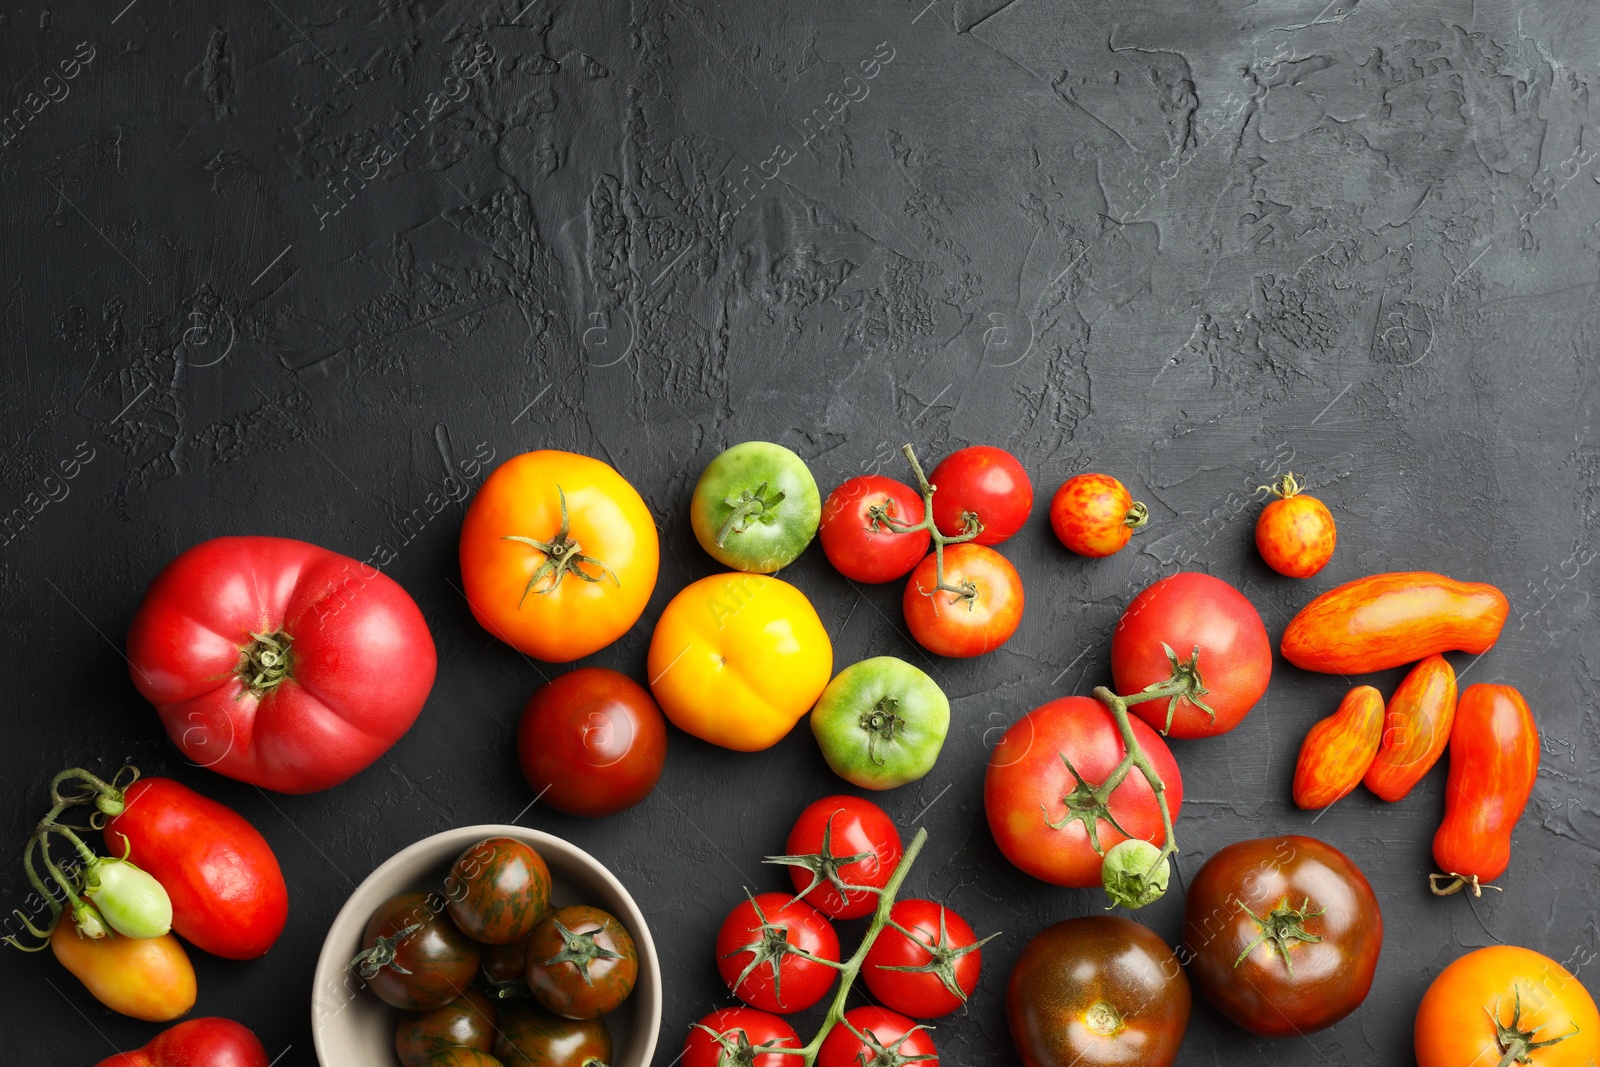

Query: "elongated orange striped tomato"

xmin=1365 ymin=655 xmax=1457 ymax=801
xmin=1280 ymin=572 xmax=1507 ymax=674
xmin=1292 ymin=686 xmax=1384 ymax=810
xmin=1430 ymin=685 xmax=1539 ymax=897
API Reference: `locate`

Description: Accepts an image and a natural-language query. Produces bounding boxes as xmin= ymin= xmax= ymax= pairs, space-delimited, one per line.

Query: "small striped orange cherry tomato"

xmin=1049 ymin=473 xmax=1147 ymax=557
xmin=1255 ymin=473 xmax=1336 ymax=578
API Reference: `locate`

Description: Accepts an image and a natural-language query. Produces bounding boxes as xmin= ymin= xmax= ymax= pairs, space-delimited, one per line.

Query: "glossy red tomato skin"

xmin=126 ymin=536 xmax=438 ymax=793
xmin=103 ymin=777 xmax=287 ymax=960
xmin=94 ymin=1018 xmax=270 ymax=1067
xmin=1112 ymin=572 xmax=1271 ymax=739
xmin=929 ymin=446 xmax=1033 ymax=545
xmin=785 ymin=796 xmax=903 ymax=920
xmin=518 ymin=668 xmax=667 ymax=817
xmin=863 ymin=900 xmax=983 ymax=1018
xmin=903 ymin=544 xmax=1024 ymax=658
xmin=819 ymin=476 xmax=931 ymax=583
xmin=683 ymin=1008 xmax=801 ymax=1067
xmin=818 ymin=1007 xmax=937 ymax=1067
xmin=1183 ymin=835 xmax=1382 ymax=1037
xmin=716 ymin=892 xmax=841 ymax=1014
xmin=362 ymin=892 xmax=483 ymax=1012
xmin=986 ymin=697 xmax=1183 ymax=887
xmin=1050 ymin=474 xmax=1141 ymax=558
xmin=1256 ymin=494 xmax=1336 ymax=578
xmin=1433 ymin=684 xmax=1540 ymax=886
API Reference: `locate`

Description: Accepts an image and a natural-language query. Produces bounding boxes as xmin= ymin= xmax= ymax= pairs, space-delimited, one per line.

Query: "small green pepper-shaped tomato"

xmin=690 ymin=441 xmax=821 ymax=573
xmin=84 ymin=855 xmax=173 ymax=939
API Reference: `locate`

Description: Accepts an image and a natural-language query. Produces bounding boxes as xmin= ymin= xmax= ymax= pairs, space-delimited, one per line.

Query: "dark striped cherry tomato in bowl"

xmin=444 ymin=836 xmax=552 ymax=945
xmin=526 ymin=905 xmax=640 ymax=1019
xmin=352 ymin=892 xmax=483 ymax=1012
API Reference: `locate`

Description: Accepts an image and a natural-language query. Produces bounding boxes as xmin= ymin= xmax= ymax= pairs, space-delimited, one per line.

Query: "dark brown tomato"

xmin=526 ymin=905 xmax=639 ymax=1019
xmin=356 ymin=892 xmax=482 ymax=1012
xmin=495 ymin=1003 xmax=613 ymax=1067
xmin=423 ymin=1051 xmax=505 ymax=1067
xmin=445 ymin=837 xmax=553 ymax=945
xmin=483 ymin=933 xmax=533 ymax=987
xmin=396 ymin=990 xmax=499 ymax=1067
xmin=1008 ymin=915 xmax=1190 ymax=1067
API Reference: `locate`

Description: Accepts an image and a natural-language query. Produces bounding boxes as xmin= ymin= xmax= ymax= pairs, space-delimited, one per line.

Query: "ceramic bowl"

xmin=311 ymin=824 xmax=661 ymax=1067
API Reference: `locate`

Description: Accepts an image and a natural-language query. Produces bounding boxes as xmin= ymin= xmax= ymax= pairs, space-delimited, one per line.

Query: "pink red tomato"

xmin=777 ymin=796 xmax=903 ymax=920
xmin=94 ymin=1018 xmax=269 ymax=1067
xmin=863 ymin=900 xmax=989 ymax=1018
xmin=818 ymin=1008 xmax=938 ymax=1067
xmin=1050 ymin=473 xmax=1146 ymax=557
xmin=903 ymin=544 xmax=1024 ymax=658
xmin=517 ymin=667 xmax=667 ymax=817
xmin=1111 ymin=572 xmax=1271 ymax=739
xmin=985 ymin=697 xmax=1183 ymax=887
xmin=819 ymin=475 xmax=931 ymax=583
xmin=929 ymin=446 xmax=1032 ymax=545
xmin=715 ymin=892 xmax=840 ymax=1014
xmin=683 ymin=1008 xmax=801 ymax=1067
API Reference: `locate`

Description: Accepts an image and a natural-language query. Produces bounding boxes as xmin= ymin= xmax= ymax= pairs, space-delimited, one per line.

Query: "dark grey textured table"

xmin=2 ymin=1 xmax=1596 ymax=1063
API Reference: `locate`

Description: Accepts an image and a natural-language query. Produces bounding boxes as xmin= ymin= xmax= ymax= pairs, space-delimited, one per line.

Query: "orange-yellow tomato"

xmin=1255 ymin=473 xmax=1336 ymax=578
xmin=460 ymin=451 xmax=658 ymax=662
xmin=1292 ymin=685 xmax=1384 ymax=810
xmin=1416 ymin=946 xmax=1599 ymax=1067
xmin=648 ymin=573 xmax=832 ymax=751
xmin=52 ymin=921 xmax=197 ymax=1021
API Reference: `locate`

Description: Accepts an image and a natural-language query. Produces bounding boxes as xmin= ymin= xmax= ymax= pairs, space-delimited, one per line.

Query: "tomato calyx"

xmin=878 ymin=905 xmax=998 ymax=1003
xmin=502 ymin=485 xmax=621 ymax=603
xmin=718 ymin=480 xmax=788 ymax=546
xmin=1429 ymin=871 xmax=1503 ymax=898
xmin=765 ymin=814 xmax=877 ymax=907
xmin=721 ymin=892 xmax=841 ymax=1006
xmin=859 ymin=697 xmax=908 ymax=766
xmin=238 ymin=630 xmax=293 ymax=694
xmin=1084 ymin=1001 xmax=1125 ymax=1037
xmin=1258 ymin=472 xmax=1305 ymax=499
xmin=1137 ymin=643 xmax=1217 ymax=735
xmin=1232 ymin=896 xmax=1324 ymax=978
xmin=1044 ymin=753 xmax=1134 ymax=855
xmin=865 ymin=499 xmax=911 ymax=534
xmin=542 ymin=918 xmax=625 ymax=986
xmin=1487 ymin=985 xmax=1579 ymax=1067
xmin=1123 ymin=501 xmax=1150 ymax=529
xmin=350 ymin=920 xmax=425 ymax=979
xmin=836 ymin=1017 xmax=938 ymax=1067
xmin=691 ymin=1022 xmax=790 ymax=1067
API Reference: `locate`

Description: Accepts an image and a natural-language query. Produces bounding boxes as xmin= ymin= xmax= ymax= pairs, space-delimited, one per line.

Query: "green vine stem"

xmin=1082 ymin=686 xmax=1181 ymax=909
xmin=878 ymin=445 xmax=983 ymax=607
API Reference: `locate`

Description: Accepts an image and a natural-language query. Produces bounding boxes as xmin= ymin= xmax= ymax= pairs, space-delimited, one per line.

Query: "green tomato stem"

xmin=1090 ymin=686 xmax=1179 ymax=906
xmin=878 ymin=445 xmax=981 ymax=607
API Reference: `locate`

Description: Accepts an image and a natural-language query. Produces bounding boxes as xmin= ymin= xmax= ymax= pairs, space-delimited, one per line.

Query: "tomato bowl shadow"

xmin=311 ymin=823 xmax=663 ymax=1067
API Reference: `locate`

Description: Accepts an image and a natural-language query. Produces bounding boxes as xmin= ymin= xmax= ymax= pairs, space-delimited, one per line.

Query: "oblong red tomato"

xmin=985 ymin=696 xmax=1183 ymax=887
xmin=126 ymin=536 xmax=438 ymax=793
xmin=103 ymin=777 xmax=288 ymax=960
xmin=1280 ymin=572 xmax=1508 ymax=674
xmin=1292 ymin=686 xmax=1384 ymax=810
xmin=1364 ymin=654 xmax=1456 ymax=801
xmin=1112 ymin=572 xmax=1271 ymax=738
xmin=1431 ymin=684 xmax=1540 ymax=895
xmin=94 ymin=1017 xmax=269 ymax=1067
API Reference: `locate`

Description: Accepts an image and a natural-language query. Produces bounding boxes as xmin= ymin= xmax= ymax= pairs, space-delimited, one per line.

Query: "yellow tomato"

xmin=52 ymin=920 xmax=196 ymax=1021
xmin=460 ymin=450 xmax=659 ymax=662
xmin=648 ymin=573 xmax=833 ymax=751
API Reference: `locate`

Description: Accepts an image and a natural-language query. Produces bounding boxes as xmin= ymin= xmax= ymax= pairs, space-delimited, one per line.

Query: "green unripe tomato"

xmin=84 ymin=855 xmax=173 ymax=939
xmin=810 ymin=656 xmax=949 ymax=789
xmin=690 ymin=442 xmax=821 ymax=573
xmin=1101 ymin=839 xmax=1170 ymax=909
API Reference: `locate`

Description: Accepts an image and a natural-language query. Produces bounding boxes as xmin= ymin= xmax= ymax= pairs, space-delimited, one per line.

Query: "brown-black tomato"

xmin=445 ymin=837 xmax=553 ymax=946
xmin=396 ymin=990 xmax=499 ymax=1067
xmin=355 ymin=891 xmax=482 ymax=1012
xmin=422 ymin=1050 xmax=504 ymax=1067
xmin=526 ymin=905 xmax=639 ymax=1019
xmin=495 ymin=1003 xmax=613 ymax=1067
xmin=483 ymin=932 xmax=533 ymax=989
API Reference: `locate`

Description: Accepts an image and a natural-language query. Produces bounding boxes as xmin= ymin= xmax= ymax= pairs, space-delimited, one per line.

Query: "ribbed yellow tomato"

xmin=648 ymin=573 xmax=832 ymax=751
xmin=460 ymin=451 xmax=659 ymax=662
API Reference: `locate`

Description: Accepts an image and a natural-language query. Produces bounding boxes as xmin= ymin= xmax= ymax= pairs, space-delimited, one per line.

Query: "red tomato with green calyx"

xmin=863 ymin=899 xmax=993 ymax=1018
xmin=127 ymin=536 xmax=438 ymax=793
xmin=985 ymin=696 xmax=1183 ymax=888
xmin=94 ymin=1018 xmax=269 ymax=1067
xmin=1050 ymin=473 xmax=1147 ymax=558
xmin=818 ymin=1007 xmax=937 ymax=1067
xmin=771 ymin=795 xmax=902 ymax=920
xmin=819 ymin=475 xmax=931 ymax=583
xmin=716 ymin=892 xmax=840 ymax=1014
xmin=684 ymin=1008 xmax=801 ymax=1067
xmin=929 ymin=446 xmax=1032 ymax=545
xmin=1112 ymin=572 xmax=1271 ymax=739
xmin=517 ymin=667 xmax=667 ymax=818
xmin=103 ymin=777 xmax=288 ymax=960
xmin=903 ymin=543 xmax=1024 ymax=658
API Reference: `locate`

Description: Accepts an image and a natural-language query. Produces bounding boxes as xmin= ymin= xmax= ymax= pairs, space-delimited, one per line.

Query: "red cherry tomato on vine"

xmin=817 ymin=1007 xmax=938 ymax=1067
xmin=1255 ymin=473 xmax=1336 ymax=578
xmin=683 ymin=1007 xmax=801 ymax=1067
xmin=715 ymin=892 xmax=840 ymax=1014
xmin=928 ymin=446 xmax=1032 ymax=545
xmin=777 ymin=796 xmax=903 ymax=920
xmin=517 ymin=667 xmax=667 ymax=817
xmin=902 ymin=544 xmax=1024 ymax=658
xmin=818 ymin=475 xmax=931 ymax=583
xmin=863 ymin=900 xmax=990 ymax=1018
xmin=1049 ymin=473 xmax=1147 ymax=557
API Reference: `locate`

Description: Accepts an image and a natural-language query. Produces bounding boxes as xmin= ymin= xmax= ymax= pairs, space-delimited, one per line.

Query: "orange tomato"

xmin=1432 ymin=684 xmax=1540 ymax=894
xmin=1365 ymin=654 xmax=1457 ymax=801
xmin=1254 ymin=473 xmax=1336 ymax=578
xmin=460 ymin=451 xmax=658 ymax=662
xmin=1049 ymin=473 xmax=1146 ymax=558
xmin=1416 ymin=946 xmax=1599 ymax=1067
xmin=52 ymin=920 xmax=196 ymax=1021
xmin=1280 ymin=571 xmax=1508 ymax=674
xmin=902 ymin=544 xmax=1023 ymax=658
xmin=1292 ymin=685 xmax=1384 ymax=810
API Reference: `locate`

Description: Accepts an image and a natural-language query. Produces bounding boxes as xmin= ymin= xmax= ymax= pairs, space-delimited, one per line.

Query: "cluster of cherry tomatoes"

xmin=352 ymin=837 xmax=637 ymax=1067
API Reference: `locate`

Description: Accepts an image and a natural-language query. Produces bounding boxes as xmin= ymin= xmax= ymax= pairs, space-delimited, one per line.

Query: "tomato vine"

xmin=878 ymin=445 xmax=983 ymax=606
